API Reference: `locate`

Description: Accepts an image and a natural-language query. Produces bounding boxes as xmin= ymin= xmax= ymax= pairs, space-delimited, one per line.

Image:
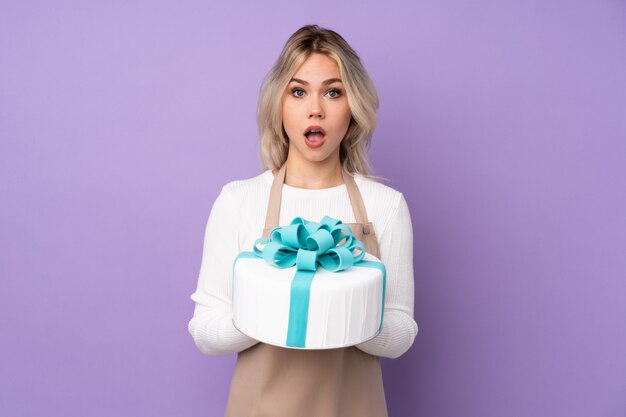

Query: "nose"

xmin=308 ymin=96 xmax=324 ymax=119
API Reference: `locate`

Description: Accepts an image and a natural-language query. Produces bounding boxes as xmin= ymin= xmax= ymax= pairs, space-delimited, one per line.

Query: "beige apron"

xmin=225 ymin=163 xmax=388 ymax=417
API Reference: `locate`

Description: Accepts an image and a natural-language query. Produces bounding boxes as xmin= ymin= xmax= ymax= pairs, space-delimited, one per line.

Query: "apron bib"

xmin=224 ymin=163 xmax=388 ymax=417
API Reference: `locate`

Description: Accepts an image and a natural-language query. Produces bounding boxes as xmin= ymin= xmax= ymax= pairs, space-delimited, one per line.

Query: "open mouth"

xmin=305 ymin=130 xmax=325 ymax=141
xmin=304 ymin=126 xmax=326 ymax=145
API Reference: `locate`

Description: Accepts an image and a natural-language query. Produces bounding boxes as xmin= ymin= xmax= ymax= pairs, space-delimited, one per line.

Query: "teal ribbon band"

xmin=234 ymin=216 xmax=386 ymax=348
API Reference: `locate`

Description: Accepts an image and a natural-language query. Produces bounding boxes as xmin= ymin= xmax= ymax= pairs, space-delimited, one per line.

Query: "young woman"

xmin=188 ymin=24 xmax=418 ymax=416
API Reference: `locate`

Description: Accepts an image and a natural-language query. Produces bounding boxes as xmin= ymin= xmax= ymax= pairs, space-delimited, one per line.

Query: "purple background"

xmin=1 ymin=1 xmax=625 ymax=416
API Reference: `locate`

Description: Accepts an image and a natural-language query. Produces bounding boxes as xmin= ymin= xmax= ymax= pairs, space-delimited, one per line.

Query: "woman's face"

xmin=281 ymin=53 xmax=352 ymax=166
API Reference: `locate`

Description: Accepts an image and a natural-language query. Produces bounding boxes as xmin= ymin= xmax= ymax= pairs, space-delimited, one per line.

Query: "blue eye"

xmin=327 ymin=88 xmax=342 ymax=98
xmin=291 ymin=87 xmax=305 ymax=97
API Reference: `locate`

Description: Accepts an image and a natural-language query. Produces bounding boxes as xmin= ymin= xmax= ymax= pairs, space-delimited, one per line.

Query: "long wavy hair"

xmin=257 ymin=24 xmax=380 ymax=179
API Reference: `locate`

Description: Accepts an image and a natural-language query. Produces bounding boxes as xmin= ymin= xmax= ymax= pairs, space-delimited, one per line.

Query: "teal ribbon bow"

xmin=237 ymin=215 xmax=385 ymax=348
xmin=254 ymin=215 xmax=366 ymax=273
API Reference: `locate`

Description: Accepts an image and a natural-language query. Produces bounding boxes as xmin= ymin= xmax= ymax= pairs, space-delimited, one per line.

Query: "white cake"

xmin=232 ymin=252 xmax=385 ymax=349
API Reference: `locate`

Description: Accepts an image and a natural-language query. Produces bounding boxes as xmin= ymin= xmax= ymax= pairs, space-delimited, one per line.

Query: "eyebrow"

xmin=289 ymin=77 xmax=343 ymax=86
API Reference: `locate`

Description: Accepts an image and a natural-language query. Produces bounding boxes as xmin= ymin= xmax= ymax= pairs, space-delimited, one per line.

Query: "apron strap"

xmin=262 ymin=163 xmax=372 ymax=237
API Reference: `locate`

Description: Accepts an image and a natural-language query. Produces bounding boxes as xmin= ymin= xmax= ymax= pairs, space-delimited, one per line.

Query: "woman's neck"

xmin=277 ymin=156 xmax=344 ymax=190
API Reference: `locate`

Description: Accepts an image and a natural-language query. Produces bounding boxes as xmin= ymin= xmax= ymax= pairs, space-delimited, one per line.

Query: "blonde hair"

xmin=257 ymin=24 xmax=381 ymax=179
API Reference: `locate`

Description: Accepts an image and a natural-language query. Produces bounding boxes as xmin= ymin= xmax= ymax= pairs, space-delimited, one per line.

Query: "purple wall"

xmin=1 ymin=1 xmax=625 ymax=416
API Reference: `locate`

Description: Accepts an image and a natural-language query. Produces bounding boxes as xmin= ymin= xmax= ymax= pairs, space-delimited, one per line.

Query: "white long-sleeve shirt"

xmin=188 ymin=169 xmax=418 ymax=359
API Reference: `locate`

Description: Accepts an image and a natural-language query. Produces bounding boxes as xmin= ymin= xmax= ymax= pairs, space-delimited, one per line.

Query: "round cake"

xmin=232 ymin=252 xmax=385 ymax=350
